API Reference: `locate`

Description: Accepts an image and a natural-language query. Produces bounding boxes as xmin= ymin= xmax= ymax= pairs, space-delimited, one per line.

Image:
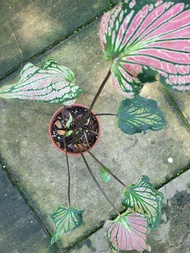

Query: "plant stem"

xmin=78 ymin=68 xmax=111 ymax=127
xmin=61 ymin=108 xmax=71 ymax=206
xmin=78 ymin=147 xmax=120 ymax=216
xmin=89 ymin=68 xmax=111 ymax=112
xmin=85 ymin=149 xmax=127 ymax=187
xmin=83 ymin=132 xmax=90 ymax=149
xmin=74 ymin=136 xmax=127 ymax=187
xmin=94 ymin=113 xmax=117 ymax=117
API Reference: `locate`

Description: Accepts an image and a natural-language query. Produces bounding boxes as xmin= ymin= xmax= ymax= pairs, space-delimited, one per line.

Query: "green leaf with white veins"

xmin=51 ymin=205 xmax=84 ymax=244
xmin=118 ymin=96 xmax=166 ymax=135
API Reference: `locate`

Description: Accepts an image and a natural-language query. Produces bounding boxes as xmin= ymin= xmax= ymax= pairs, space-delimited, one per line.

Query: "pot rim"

xmin=48 ymin=103 xmax=101 ymax=156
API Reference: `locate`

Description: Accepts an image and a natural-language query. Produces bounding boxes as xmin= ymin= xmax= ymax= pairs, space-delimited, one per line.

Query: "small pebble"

xmin=168 ymin=157 xmax=173 ymax=163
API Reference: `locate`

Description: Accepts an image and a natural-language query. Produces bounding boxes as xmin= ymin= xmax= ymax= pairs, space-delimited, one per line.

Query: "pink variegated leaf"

xmin=0 ymin=59 xmax=83 ymax=105
xmin=100 ymin=0 xmax=190 ymax=97
xmin=104 ymin=208 xmax=150 ymax=252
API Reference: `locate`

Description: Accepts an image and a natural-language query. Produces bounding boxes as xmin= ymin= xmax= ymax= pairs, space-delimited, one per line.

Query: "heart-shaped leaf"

xmin=0 ymin=59 xmax=83 ymax=105
xmin=122 ymin=176 xmax=164 ymax=229
xmin=50 ymin=205 xmax=84 ymax=244
xmin=104 ymin=208 xmax=150 ymax=252
xmin=100 ymin=0 xmax=190 ymax=97
xmin=118 ymin=96 xmax=166 ymax=135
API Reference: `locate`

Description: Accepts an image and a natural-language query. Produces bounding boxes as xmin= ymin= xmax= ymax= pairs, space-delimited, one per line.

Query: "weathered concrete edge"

xmin=161 ymin=87 xmax=190 ymax=132
xmin=0 ymin=158 xmax=60 ymax=251
xmin=157 ymin=161 xmax=190 ymax=189
xmin=0 ymin=7 xmax=113 ymax=82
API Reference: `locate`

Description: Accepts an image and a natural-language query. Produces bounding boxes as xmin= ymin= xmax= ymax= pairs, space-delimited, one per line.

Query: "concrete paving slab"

xmin=69 ymin=170 xmax=190 ymax=253
xmin=0 ymin=165 xmax=57 ymax=253
xmin=0 ymin=18 xmax=190 ymax=252
xmin=0 ymin=0 xmax=110 ymax=79
xmin=166 ymin=91 xmax=190 ymax=124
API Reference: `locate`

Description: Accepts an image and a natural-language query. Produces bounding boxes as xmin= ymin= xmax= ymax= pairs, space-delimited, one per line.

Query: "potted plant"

xmin=48 ymin=103 xmax=101 ymax=155
xmin=0 ymin=0 xmax=190 ymax=252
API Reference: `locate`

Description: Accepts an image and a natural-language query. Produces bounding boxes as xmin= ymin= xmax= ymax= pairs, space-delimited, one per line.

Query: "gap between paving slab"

xmin=163 ymin=90 xmax=190 ymax=129
xmin=69 ymin=170 xmax=190 ymax=253
xmin=0 ymin=0 xmax=112 ymax=80
xmin=0 ymin=16 xmax=190 ymax=253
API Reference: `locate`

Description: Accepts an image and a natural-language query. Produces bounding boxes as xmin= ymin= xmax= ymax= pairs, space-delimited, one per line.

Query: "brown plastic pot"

xmin=48 ymin=104 xmax=101 ymax=156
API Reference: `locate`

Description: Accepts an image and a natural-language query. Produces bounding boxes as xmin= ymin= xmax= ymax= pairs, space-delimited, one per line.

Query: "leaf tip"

xmin=50 ymin=234 xmax=57 ymax=245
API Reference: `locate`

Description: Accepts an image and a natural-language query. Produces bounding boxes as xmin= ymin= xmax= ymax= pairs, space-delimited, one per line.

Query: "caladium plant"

xmin=0 ymin=0 xmax=190 ymax=252
xmin=49 ymin=0 xmax=190 ymax=249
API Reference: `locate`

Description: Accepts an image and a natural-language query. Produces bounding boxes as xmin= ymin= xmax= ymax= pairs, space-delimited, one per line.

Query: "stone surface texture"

xmin=0 ymin=165 xmax=56 ymax=253
xmin=0 ymin=0 xmax=189 ymax=253
xmin=0 ymin=0 xmax=110 ymax=79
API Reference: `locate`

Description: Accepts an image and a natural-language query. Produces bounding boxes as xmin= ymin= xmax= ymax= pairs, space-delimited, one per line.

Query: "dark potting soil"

xmin=52 ymin=106 xmax=99 ymax=153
